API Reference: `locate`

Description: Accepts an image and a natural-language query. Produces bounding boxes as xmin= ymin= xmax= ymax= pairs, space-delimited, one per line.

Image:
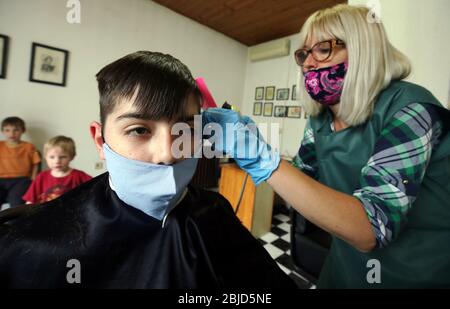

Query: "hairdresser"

xmin=202 ymin=4 xmax=450 ymax=288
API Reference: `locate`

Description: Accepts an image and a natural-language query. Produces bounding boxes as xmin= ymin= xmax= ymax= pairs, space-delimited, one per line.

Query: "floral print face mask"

xmin=304 ymin=61 xmax=348 ymax=106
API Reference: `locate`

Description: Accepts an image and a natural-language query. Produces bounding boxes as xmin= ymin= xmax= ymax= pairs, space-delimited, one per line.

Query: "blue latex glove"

xmin=202 ymin=108 xmax=280 ymax=185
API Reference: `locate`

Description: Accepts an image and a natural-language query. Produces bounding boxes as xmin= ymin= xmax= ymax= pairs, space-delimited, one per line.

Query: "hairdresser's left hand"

xmin=202 ymin=108 xmax=280 ymax=185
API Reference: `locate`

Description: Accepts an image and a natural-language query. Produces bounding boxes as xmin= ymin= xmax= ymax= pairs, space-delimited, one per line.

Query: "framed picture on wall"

xmin=276 ymin=88 xmax=290 ymax=101
xmin=29 ymin=43 xmax=69 ymax=86
xmin=253 ymin=102 xmax=262 ymax=115
xmin=0 ymin=34 xmax=9 ymax=79
xmin=265 ymin=86 xmax=275 ymax=101
xmin=255 ymin=87 xmax=264 ymax=100
xmin=263 ymin=102 xmax=273 ymax=117
xmin=274 ymin=106 xmax=287 ymax=117
xmin=287 ymin=106 xmax=301 ymax=118
xmin=292 ymin=85 xmax=297 ymax=100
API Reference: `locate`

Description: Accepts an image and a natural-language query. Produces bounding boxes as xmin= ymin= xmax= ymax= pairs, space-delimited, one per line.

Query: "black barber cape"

xmin=0 ymin=173 xmax=296 ymax=288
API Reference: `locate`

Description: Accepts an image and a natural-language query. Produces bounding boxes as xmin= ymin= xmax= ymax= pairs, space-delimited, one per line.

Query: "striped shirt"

xmin=292 ymin=103 xmax=443 ymax=248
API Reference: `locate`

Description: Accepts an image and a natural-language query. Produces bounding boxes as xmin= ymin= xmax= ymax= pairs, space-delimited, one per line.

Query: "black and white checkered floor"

xmin=258 ymin=210 xmax=316 ymax=289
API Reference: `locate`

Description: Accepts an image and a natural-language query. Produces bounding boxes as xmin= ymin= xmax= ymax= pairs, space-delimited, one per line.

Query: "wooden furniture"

xmin=219 ymin=163 xmax=274 ymax=238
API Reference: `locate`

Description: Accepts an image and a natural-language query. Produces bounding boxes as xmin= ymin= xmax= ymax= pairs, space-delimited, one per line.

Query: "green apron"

xmin=311 ymin=81 xmax=450 ymax=288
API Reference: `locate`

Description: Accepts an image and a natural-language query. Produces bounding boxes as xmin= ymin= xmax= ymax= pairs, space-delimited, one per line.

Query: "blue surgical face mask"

xmin=102 ymin=143 xmax=198 ymax=221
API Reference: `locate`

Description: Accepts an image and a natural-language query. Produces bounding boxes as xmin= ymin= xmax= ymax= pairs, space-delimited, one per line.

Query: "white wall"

xmin=0 ymin=0 xmax=247 ymax=176
xmin=348 ymin=0 xmax=450 ymax=107
xmin=241 ymin=34 xmax=307 ymax=159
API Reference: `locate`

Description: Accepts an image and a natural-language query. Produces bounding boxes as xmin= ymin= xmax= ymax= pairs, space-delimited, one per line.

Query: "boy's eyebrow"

xmin=115 ymin=113 xmax=151 ymax=121
xmin=115 ymin=113 xmax=198 ymax=122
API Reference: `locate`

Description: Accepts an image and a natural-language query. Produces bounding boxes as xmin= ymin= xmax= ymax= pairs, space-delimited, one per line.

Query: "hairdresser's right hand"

xmin=202 ymin=108 xmax=280 ymax=185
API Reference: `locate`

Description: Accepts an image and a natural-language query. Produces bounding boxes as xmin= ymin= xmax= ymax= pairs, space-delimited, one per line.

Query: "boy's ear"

xmin=90 ymin=121 xmax=105 ymax=160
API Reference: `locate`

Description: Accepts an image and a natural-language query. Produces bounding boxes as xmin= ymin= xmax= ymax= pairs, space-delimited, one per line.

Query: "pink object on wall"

xmin=195 ymin=77 xmax=217 ymax=109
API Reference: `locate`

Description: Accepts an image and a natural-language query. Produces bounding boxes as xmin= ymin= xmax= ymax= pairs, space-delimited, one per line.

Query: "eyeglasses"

xmin=294 ymin=39 xmax=345 ymax=66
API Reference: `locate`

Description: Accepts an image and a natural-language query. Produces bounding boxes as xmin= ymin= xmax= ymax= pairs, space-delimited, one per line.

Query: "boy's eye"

xmin=127 ymin=127 xmax=150 ymax=136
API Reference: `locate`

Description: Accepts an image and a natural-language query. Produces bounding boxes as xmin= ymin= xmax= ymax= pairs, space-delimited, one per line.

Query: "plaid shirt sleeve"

xmin=292 ymin=119 xmax=319 ymax=180
xmin=353 ymin=103 xmax=443 ymax=248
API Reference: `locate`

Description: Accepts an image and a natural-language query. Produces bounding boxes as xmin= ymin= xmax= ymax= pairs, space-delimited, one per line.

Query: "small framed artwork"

xmin=0 ymin=34 xmax=9 ymax=79
xmin=255 ymin=87 xmax=264 ymax=100
xmin=287 ymin=106 xmax=302 ymax=118
xmin=253 ymin=102 xmax=262 ymax=115
xmin=29 ymin=42 xmax=69 ymax=87
xmin=292 ymin=85 xmax=297 ymax=100
xmin=265 ymin=86 xmax=275 ymax=101
xmin=263 ymin=102 xmax=273 ymax=117
xmin=274 ymin=106 xmax=287 ymax=117
xmin=276 ymin=88 xmax=290 ymax=101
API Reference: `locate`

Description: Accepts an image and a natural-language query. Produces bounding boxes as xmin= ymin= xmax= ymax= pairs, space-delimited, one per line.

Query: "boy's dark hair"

xmin=95 ymin=51 xmax=201 ymax=124
xmin=1 ymin=117 xmax=26 ymax=132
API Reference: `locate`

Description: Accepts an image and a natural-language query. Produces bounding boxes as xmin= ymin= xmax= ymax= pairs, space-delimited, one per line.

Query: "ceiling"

xmin=152 ymin=0 xmax=346 ymax=46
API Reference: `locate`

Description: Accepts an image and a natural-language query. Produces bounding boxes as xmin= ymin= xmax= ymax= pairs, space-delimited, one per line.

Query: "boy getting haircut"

xmin=0 ymin=51 xmax=296 ymax=289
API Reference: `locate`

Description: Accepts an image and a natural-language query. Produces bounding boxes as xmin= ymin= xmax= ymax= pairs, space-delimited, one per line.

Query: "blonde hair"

xmin=44 ymin=136 xmax=76 ymax=158
xmin=298 ymin=4 xmax=411 ymax=126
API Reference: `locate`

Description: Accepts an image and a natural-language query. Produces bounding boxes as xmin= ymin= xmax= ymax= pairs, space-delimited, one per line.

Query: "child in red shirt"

xmin=23 ymin=136 xmax=92 ymax=204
